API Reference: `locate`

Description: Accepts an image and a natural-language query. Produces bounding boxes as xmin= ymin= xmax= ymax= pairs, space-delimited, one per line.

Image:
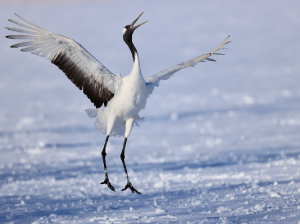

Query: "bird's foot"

xmin=101 ymin=178 xmax=115 ymax=192
xmin=121 ymin=181 xmax=141 ymax=194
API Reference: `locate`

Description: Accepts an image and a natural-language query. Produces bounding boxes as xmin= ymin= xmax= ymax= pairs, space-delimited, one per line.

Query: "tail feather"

xmin=85 ymin=108 xmax=98 ymax=118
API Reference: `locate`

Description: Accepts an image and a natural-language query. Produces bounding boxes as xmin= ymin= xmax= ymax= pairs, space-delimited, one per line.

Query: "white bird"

xmin=6 ymin=13 xmax=230 ymax=194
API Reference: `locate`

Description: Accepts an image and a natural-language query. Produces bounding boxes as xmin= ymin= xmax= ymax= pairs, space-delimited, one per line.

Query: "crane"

xmin=6 ymin=12 xmax=230 ymax=194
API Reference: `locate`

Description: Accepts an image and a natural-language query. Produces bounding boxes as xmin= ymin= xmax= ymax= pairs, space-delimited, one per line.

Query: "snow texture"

xmin=1 ymin=0 xmax=300 ymax=223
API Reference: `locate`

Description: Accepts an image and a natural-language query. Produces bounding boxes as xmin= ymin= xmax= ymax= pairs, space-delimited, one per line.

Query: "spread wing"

xmin=6 ymin=14 xmax=122 ymax=108
xmin=145 ymin=35 xmax=230 ymax=94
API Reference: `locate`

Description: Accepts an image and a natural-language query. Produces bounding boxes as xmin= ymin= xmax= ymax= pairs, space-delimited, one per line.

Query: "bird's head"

xmin=123 ymin=12 xmax=147 ymax=45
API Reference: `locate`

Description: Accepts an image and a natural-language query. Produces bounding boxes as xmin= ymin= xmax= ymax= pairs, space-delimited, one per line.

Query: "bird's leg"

xmin=100 ymin=114 xmax=117 ymax=192
xmin=121 ymin=118 xmax=141 ymax=194
xmin=100 ymin=135 xmax=115 ymax=191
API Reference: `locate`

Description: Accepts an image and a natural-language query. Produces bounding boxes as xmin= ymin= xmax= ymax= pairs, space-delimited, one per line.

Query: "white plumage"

xmin=6 ymin=13 xmax=230 ymax=194
xmin=86 ymin=52 xmax=147 ymax=137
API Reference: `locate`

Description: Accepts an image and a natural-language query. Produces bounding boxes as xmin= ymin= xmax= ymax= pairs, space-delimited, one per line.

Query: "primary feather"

xmin=145 ymin=35 xmax=230 ymax=94
xmin=6 ymin=13 xmax=122 ymax=108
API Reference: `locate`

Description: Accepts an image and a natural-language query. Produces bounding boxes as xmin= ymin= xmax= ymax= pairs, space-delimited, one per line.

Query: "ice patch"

xmin=16 ymin=117 xmax=34 ymax=129
xmin=182 ymin=145 xmax=194 ymax=152
xmin=160 ymin=214 xmax=177 ymax=219
xmin=216 ymin=206 xmax=231 ymax=213
xmin=225 ymin=193 xmax=235 ymax=200
xmin=254 ymin=203 xmax=266 ymax=212
xmin=269 ymin=192 xmax=281 ymax=198
xmin=154 ymin=181 xmax=164 ymax=188
xmin=288 ymin=180 xmax=295 ymax=185
xmin=192 ymin=200 xmax=201 ymax=206
xmin=243 ymin=95 xmax=255 ymax=104
xmin=26 ymin=148 xmax=43 ymax=155
xmin=85 ymin=198 xmax=93 ymax=205
xmin=155 ymin=208 xmax=167 ymax=214
xmin=15 ymin=200 xmax=25 ymax=206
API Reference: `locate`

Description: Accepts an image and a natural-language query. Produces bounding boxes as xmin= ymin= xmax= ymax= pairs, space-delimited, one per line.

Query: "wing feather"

xmin=5 ymin=27 xmax=39 ymax=35
xmin=8 ymin=19 xmax=39 ymax=31
xmin=145 ymin=36 xmax=230 ymax=94
xmin=11 ymin=40 xmax=38 ymax=48
xmin=6 ymin=35 xmax=40 ymax=40
xmin=6 ymin=14 xmax=121 ymax=108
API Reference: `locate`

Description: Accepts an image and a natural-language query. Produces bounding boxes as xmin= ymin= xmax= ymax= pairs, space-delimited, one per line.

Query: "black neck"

xmin=123 ymin=29 xmax=138 ymax=62
xmin=126 ymin=39 xmax=137 ymax=62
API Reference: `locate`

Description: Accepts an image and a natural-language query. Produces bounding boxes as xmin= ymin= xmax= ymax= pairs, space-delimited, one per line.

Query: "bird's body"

xmin=86 ymin=52 xmax=148 ymax=137
xmin=6 ymin=13 xmax=230 ymax=194
xmin=110 ymin=53 xmax=147 ymax=121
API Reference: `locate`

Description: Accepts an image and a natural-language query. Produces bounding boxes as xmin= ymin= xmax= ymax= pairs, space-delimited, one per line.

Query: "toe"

xmin=121 ymin=185 xmax=129 ymax=191
xmin=121 ymin=182 xmax=141 ymax=194
xmin=100 ymin=178 xmax=115 ymax=192
xmin=133 ymin=187 xmax=141 ymax=194
xmin=108 ymin=183 xmax=115 ymax=191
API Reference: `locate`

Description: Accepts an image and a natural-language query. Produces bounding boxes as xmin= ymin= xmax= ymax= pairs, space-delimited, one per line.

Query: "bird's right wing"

xmin=145 ymin=35 xmax=230 ymax=94
xmin=6 ymin=14 xmax=122 ymax=108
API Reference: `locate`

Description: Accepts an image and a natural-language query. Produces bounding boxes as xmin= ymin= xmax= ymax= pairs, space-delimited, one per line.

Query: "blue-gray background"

xmin=1 ymin=0 xmax=300 ymax=223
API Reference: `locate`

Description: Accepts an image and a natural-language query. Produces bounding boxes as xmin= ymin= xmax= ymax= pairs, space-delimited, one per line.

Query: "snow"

xmin=1 ymin=0 xmax=300 ymax=223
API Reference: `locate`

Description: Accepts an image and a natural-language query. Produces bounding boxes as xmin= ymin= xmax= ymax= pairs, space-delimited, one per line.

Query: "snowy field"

xmin=1 ymin=0 xmax=300 ymax=223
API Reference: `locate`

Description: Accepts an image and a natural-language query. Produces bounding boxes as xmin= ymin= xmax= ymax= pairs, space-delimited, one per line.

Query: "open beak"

xmin=130 ymin=12 xmax=148 ymax=30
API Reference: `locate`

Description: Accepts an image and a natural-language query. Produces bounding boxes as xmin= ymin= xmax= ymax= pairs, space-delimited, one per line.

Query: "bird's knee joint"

xmin=102 ymin=150 xmax=107 ymax=158
xmin=120 ymin=153 xmax=125 ymax=161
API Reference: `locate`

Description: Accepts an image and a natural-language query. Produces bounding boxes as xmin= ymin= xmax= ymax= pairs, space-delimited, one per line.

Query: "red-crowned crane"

xmin=6 ymin=13 xmax=230 ymax=194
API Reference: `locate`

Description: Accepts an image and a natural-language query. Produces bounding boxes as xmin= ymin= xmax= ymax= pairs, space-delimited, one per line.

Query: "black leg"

xmin=100 ymin=135 xmax=115 ymax=191
xmin=120 ymin=138 xmax=141 ymax=194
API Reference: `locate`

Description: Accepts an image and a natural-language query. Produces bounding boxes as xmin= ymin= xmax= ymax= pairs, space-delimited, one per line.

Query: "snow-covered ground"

xmin=1 ymin=0 xmax=300 ymax=223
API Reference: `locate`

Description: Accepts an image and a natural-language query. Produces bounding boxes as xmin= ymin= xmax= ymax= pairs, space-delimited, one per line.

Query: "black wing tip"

xmin=213 ymin=53 xmax=225 ymax=56
xmin=10 ymin=43 xmax=18 ymax=48
xmin=6 ymin=35 xmax=17 ymax=39
xmin=205 ymin=58 xmax=217 ymax=62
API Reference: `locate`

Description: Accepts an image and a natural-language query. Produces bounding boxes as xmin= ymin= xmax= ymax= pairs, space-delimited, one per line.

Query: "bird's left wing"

xmin=6 ymin=14 xmax=122 ymax=108
xmin=145 ymin=35 xmax=230 ymax=94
